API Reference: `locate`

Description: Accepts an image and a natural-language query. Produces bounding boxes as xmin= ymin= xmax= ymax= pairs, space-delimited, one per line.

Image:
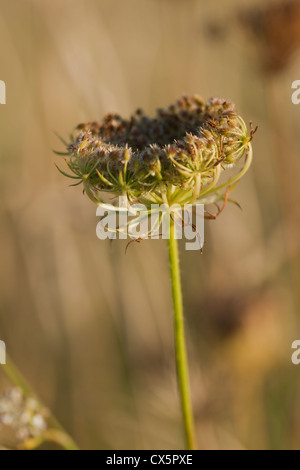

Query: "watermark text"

xmin=291 ymin=340 xmax=300 ymax=365
xmin=0 ymin=341 xmax=6 ymax=365
xmin=291 ymin=81 xmax=300 ymax=105
xmin=0 ymin=80 xmax=6 ymax=105
xmin=96 ymin=198 xmax=204 ymax=251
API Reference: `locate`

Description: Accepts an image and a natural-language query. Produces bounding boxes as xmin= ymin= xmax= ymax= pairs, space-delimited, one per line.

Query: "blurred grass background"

xmin=0 ymin=0 xmax=300 ymax=450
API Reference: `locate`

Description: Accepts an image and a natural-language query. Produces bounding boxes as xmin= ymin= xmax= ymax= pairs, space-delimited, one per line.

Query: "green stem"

xmin=167 ymin=218 xmax=197 ymax=450
xmin=2 ymin=354 xmax=79 ymax=450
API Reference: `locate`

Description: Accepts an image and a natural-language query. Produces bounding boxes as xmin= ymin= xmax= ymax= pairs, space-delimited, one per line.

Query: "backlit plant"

xmin=57 ymin=95 xmax=255 ymax=450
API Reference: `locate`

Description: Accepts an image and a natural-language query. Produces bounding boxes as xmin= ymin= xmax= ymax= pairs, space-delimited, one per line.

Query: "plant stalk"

xmin=167 ymin=218 xmax=197 ymax=450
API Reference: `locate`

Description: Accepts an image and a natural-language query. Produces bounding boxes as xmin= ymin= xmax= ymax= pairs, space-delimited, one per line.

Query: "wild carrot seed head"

xmin=57 ymin=95 xmax=254 ymax=207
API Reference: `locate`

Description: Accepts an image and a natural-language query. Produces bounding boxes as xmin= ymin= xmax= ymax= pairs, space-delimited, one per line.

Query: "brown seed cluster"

xmin=58 ymin=95 xmax=253 ymax=205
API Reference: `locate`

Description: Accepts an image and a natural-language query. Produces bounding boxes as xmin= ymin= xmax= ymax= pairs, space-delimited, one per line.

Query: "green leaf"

xmin=53 ymin=150 xmax=70 ymax=156
xmin=53 ymin=132 xmax=69 ymax=146
xmin=55 ymin=164 xmax=81 ymax=180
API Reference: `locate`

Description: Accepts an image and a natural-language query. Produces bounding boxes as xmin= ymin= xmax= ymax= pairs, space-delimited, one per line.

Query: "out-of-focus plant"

xmin=0 ymin=356 xmax=78 ymax=450
xmin=57 ymin=95 xmax=254 ymax=450
xmin=241 ymin=0 xmax=300 ymax=73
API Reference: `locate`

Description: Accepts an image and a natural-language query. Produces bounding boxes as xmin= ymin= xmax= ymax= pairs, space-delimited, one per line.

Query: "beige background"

xmin=0 ymin=0 xmax=300 ymax=449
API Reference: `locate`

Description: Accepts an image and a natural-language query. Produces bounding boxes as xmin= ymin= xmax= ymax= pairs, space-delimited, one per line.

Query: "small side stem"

xmin=167 ymin=218 xmax=197 ymax=450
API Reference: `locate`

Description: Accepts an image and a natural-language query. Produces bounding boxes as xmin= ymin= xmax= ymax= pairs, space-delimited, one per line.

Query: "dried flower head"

xmin=0 ymin=388 xmax=49 ymax=442
xmin=57 ymin=95 xmax=254 ymax=208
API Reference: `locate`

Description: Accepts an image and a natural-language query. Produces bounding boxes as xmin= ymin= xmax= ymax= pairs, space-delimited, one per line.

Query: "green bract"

xmin=57 ymin=95 xmax=254 ymax=207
